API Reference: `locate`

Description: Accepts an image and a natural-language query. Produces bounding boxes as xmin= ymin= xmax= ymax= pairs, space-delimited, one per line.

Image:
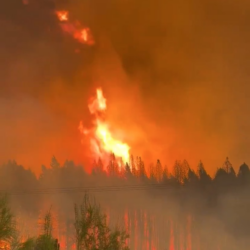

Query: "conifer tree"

xmin=155 ymin=159 xmax=163 ymax=182
xmin=74 ymin=194 xmax=130 ymax=250
xmin=50 ymin=156 xmax=60 ymax=170
xmin=238 ymin=162 xmax=250 ymax=185
xmin=0 ymin=195 xmax=16 ymax=247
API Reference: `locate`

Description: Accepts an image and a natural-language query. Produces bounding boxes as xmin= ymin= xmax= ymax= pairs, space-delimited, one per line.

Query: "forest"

xmin=0 ymin=155 xmax=250 ymax=250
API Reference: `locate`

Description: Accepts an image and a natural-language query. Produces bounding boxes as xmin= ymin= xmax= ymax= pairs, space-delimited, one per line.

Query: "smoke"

xmin=1 ymin=0 xmax=250 ymax=175
xmin=1 ymin=160 xmax=250 ymax=250
xmin=2 ymin=2 xmax=250 ymax=250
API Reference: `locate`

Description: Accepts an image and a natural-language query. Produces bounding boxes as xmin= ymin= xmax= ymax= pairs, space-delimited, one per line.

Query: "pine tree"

xmin=237 ymin=162 xmax=250 ymax=185
xmin=0 ymin=195 xmax=16 ymax=247
xmin=173 ymin=160 xmax=189 ymax=184
xmin=149 ymin=163 xmax=156 ymax=183
xmin=155 ymin=159 xmax=163 ymax=182
xmin=173 ymin=160 xmax=182 ymax=183
xmin=50 ymin=156 xmax=60 ymax=170
xmin=181 ymin=160 xmax=190 ymax=183
xmin=186 ymin=169 xmax=199 ymax=186
xmin=35 ymin=209 xmax=56 ymax=250
xmin=222 ymin=157 xmax=236 ymax=176
xmin=197 ymin=161 xmax=211 ymax=186
xmin=92 ymin=158 xmax=104 ymax=175
xmin=107 ymin=153 xmax=116 ymax=175
xmin=162 ymin=166 xmax=169 ymax=184
xmin=74 ymin=194 xmax=130 ymax=250
xmin=137 ymin=157 xmax=146 ymax=179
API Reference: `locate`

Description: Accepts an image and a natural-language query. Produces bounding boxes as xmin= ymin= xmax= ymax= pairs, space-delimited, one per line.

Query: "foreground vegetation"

xmin=0 ymin=194 xmax=130 ymax=250
xmin=1 ymin=155 xmax=250 ymax=250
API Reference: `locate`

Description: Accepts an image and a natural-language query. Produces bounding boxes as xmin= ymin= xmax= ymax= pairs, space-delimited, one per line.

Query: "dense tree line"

xmin=1 ymin=155 xmax=250 ymax=208
xmin=0 ymin=194 xmax=129 ymax=250
xmin=95 ymin=154 xmax=250 ymax=192
xmin=2 ymin=154 xmax=249 ymax=186
xmin=1 ymin=155 xmax=250 ymax=250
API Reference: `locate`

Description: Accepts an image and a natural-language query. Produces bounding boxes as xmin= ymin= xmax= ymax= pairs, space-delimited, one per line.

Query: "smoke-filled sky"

xmin=1 ymin=0 xmax=250 ymax=175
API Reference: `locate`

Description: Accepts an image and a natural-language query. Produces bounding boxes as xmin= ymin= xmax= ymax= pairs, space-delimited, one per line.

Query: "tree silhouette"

xmin=173 ymin=160 xmax=189 ymax=184
xmin=154 ymin=159 xmax=163 ymax=182
xmin=0 ymin=196 xmax=16 ymax=247
xmin=137 ymin=157 xmax=146 ymax=180
xmin=162 ymin=166 xmax=169 ymax=185
xmin=92 ymin=158 xmax=104 ymax=175
xmin=149 ymin=163 xmax=157 ymax=183
xmin=35 ymin=209 xmax=58 ymax=250
xmin=237 ymin=162 xmax=250 ymax=186
xmin=173 ymin=160 xmax=182 ymax=184
xmin=197 ymin=161 xmax=211 ymax=187
xmin=74 ymin=194 xmax=129 ymax=250
xmin=214 ymin=168 xmax=228 ymax=183
xmin=18 ymin=237 xmax=36 ymax=250
xmin=125 ymin=163 xmax=132 ymax=179
xmin=222 ymin=157 xmax=236 ymax=178
xmin=2 ymin=154 xmax=250 ymax=249
xmin=50 ymin=156 xmax=60 ymax=170
xmin=186 ymin=169 xmax=199 ymax=187
xmin=107 ymin=153 xmax=119 ymax=175
xmin=181 ymin=160 xmax=190 ymax=183
xmin=214 ymin=158 xmax=237 ymax=189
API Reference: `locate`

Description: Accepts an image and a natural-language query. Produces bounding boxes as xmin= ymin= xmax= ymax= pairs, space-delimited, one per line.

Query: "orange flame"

xmin=55 ymin=10 xmax=94 ymax=45
xmin=79 ymin=88 xmax=130 ymax=171
xmin=56 ymin=11 xmax=69 ymax=21
xmin=88 ymin=88 xmax=107 ymax=114
xmin=0 ymin=241 xmax=10 ymax=250
xmin=73 ymin=28 xmax=94 ymax=45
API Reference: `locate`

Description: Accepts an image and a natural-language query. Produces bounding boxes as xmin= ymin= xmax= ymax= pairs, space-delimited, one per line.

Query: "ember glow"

xmin=79 ymin=88 xmax=130 ymax=170
xmin=0 ymin=241 xmax=10 ymax=250
xmin=55 ymin=10 xmax=94 ymax=45
xmin=56 ymin=11 xmax=69 ymax=22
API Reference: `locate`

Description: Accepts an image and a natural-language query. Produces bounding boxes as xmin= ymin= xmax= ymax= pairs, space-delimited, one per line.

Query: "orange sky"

xmin=1 ymin=0 xmax=250 ymax=176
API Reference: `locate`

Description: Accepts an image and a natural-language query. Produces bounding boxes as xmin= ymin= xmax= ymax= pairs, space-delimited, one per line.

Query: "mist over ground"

xmin=1 ymin=158 xmax=250 ymax=249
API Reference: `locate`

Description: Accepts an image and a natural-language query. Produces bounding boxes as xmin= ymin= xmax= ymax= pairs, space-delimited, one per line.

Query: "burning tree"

xmin=15 ymin=209 xmax=59 ymax=250
xmin=79 ymin=88 xmax=130 ymax=173
xmin=74 ymin=194 xmax=130 ymax=250
xmin=35 ymin=209 xmax=58 ymax=250
xmin=55 ymin=10 xmax=95 ymax=45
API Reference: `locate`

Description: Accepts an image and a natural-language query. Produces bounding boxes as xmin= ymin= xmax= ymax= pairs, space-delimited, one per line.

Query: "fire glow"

xmin=79 ymin=88 xmax=130 ymax=170
xmin=56 ymin=11 xmax=69 ymax=21
xmin=55 ymin=10 xmax=94 ymax=45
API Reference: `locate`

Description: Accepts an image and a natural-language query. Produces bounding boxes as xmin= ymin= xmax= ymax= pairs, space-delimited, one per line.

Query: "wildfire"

xmin=79 ymin=88 xmax=130 ymax=171
xmin=55 ymin=10 xmax=94 ymax=45
xmin=56 ymin=11 xmax=69 ymax=22
xmin=0 ymin=241 xmax=10 ymax=250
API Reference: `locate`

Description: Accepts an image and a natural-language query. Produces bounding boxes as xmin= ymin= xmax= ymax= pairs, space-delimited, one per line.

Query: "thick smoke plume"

xmin=1 ymin=0 xmax=250 ymax=174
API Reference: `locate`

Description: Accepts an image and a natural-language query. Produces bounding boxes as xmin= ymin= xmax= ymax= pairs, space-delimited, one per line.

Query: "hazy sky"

xmin=1 ymin=0 xmax=250 ymax=175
